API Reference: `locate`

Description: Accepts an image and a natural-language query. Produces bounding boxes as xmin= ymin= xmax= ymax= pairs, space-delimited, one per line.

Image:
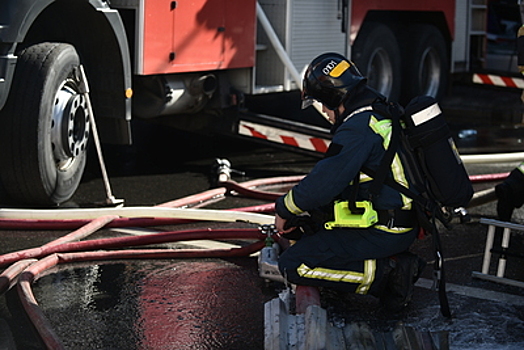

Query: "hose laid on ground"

xmin=0 ymin=206 xmax=274 ymax=224
xmin=158 ymin=175 xmax=302 ymax=208
xmin=43 ymin=215 xmax=119 ymax=246
xmin=0 ymin=144 xmax=516 ymax=349
xmin=0 ymin=176 xmax=295 ymax=348
xmin=468 ymin=188 xmax=498 ymax=208
xmin=0 ymin=216 xmax=119 ymax=292
xmin=0 ymin=167 xmax=514 ymax=230
xmin=0 ymin=177 xmax=287 ymax=294
xmin=0 ymin=228 xmax=266 ymax=268
xmin=0 ymin=203 xmax=276 ymax=230
xmin=0 ymin=168 xmax=515 ymax=348
xmin=0 ymin=170 xmax=513 ymax=233
xmin=462 ymin=152 xmax=524 ymax=164
xmin=469 ymin=172 xmax=509 ymax=183
xmin=0 ymin=175 xmax=298 ymax=230
xmin=220 ymin=180 xmax=283 ymax=201
xmin=0 ymin=259 xmax=37 ymax=294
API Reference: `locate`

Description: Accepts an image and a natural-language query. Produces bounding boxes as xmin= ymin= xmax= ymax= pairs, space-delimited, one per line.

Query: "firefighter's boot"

xmin=380 ymin=252 xmax=426 ymax=313
xmin=495 ymin=167 xmax=524 ymax=222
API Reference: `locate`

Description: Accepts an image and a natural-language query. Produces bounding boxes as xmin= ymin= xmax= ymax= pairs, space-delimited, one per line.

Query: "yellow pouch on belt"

xmin=324 ymin=200 xmax=378 ymax=229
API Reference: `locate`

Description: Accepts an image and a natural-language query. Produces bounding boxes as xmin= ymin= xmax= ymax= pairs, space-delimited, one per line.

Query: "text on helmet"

xmin=323 ymin=60 xmax=350 ymax=78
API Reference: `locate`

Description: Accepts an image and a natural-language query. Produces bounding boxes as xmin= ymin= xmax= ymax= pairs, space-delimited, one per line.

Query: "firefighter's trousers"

xmin=278 ymin=226 xmax=417 ymax=296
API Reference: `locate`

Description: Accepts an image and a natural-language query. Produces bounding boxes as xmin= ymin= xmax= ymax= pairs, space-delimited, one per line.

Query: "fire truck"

xmin=0 ymin=0 xmax=520 ymax=206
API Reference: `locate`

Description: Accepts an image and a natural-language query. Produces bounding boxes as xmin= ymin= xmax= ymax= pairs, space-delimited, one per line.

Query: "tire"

xmin=0 ymin=43 xmax=90 ymax=206
xmin=352 ymin=23 xmax=402 ymax=101
xmin=401 ymin=24 xmax=449 ymax=102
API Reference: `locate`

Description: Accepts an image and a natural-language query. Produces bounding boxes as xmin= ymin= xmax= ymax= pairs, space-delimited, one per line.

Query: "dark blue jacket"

xmin=276 ymin=90 xmax=412 ymax=220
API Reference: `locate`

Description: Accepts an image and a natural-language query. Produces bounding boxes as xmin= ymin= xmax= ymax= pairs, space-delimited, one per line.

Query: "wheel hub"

xmin=51 ymin=83 xmax=90 ymax=171
xmin=419 ymin=48 xmax=440 ymax=97
xmin=367 ymin=48 xmax=393 ymax=98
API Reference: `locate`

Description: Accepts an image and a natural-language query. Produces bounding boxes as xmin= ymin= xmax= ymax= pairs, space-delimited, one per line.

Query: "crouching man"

xmin=274 ymin=53 xmax=425 ymax=313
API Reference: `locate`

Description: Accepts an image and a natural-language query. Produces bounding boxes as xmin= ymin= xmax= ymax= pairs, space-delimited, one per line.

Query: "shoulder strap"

xmin=368 ymin=101 xmax=404 ymax=198
xmin=342 ymin=105 xmax=373 ymax=123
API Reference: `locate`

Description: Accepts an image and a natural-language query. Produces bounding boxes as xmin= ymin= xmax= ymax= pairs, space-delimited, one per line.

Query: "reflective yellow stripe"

xmin=284 ymin=190 xmax=304 ymax=215
xmin=391 ymin=154 xmax=412 ymax=209
xmin=296 ymin=260 xmax=376 ymax=295
xmin=373 ymin=225 xmax=413 ymax=234
xmin=518 ymin=162 xmax=524 ymax=174
xmin=359 ymin=172 xmax=372 ymax=183
xmin=368 ymin=116 xmax=391 ymax=148
xmin=368 ymin=116 xmax=412 ymax=210
xmin=356 ymin=259 xmax=376 ymax=294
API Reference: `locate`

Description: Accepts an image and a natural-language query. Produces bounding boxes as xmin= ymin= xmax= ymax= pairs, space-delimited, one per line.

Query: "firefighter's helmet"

xmin=301 ymin=53 xmax=366 ymax=110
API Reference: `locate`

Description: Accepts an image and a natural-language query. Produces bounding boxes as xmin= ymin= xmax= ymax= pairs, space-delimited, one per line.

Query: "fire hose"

xmin=0 ymin=175 xmax=297 ymax=349
xmin=0 ymin=167 xmax=517 ymax=348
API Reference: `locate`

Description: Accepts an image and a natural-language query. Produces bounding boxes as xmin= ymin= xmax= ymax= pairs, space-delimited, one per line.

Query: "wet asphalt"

xmin=2 ymin=82 xmax=524 ymax=349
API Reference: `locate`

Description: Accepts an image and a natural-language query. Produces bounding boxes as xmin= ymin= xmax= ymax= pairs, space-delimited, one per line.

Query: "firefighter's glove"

xmin=282 ymin=215 xmax=318 ymax=240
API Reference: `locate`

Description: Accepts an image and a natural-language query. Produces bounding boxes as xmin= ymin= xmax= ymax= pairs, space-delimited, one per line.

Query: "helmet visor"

xmin=301 ymin=86 xmax=317 ymax=109
xmin=301 ymin=98 xmax=315 ymax=110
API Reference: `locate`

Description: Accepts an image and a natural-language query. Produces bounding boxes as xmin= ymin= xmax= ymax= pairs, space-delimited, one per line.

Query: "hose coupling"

xmin=212 ymin=158 xmax=245 ymax=184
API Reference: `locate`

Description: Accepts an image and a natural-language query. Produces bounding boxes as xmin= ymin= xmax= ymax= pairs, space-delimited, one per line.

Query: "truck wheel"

xmin=352 ymin=23 xmax=402 ymax=101
xmin=0 ymin=43 xmax=89 ymax=206
xmin=402 ymin=24 xmax=449 ymax=102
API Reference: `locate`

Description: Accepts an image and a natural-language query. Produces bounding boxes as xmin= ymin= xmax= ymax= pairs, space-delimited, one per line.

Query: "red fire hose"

xmin=0 ymin=175 xmax=295 ymax=349
xmin=0 ymin=171 xmax=512 ymax=348
xmin=469 ymin=172 xmax=509 ymax=183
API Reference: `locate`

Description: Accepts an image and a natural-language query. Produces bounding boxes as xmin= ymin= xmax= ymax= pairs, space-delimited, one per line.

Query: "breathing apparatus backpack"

xmin=361 ymin=95 xmax=473 ymax=318
xmin=366 ymin=95 xmax=473 ymax=214
xmin=401 ymin=95 xmax=473 ymax=208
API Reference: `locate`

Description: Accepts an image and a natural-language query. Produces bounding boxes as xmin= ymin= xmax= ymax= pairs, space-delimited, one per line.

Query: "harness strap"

xmin=342 ymin=105 xmax=373 ymax=123
xmin=369 ymin=101 xmax=403 ymax=198
xmin=376 ymin=208 xmax=417 ymax=228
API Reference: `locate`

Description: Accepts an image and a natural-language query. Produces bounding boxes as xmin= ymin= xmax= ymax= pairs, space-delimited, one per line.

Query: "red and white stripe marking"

xmin=473 ymin=73 xmax=524 ymax=89
xmin=238 ymin=120 xmax=330 ymax=153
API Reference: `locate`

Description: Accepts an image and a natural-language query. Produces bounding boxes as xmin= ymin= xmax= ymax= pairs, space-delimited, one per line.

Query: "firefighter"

xmin=274 ymin=53 xmax=425 ymax=313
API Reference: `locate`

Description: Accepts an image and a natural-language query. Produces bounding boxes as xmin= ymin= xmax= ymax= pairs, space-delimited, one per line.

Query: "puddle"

xmin=31 ymin=259 xmax=275 ymax=350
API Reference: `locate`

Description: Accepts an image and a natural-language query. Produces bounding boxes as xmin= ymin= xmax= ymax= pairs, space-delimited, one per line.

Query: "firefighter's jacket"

xmin=275 ymin=91 xmax=413 ymax=221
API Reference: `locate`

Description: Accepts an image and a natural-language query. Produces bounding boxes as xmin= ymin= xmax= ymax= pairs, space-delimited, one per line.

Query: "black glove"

xmin=282 ymin=215 xmax=318 ymax=240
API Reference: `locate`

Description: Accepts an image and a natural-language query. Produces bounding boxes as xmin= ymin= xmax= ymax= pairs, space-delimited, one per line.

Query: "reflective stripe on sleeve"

xmin=283 ymin=190 xmax=304 ymax=215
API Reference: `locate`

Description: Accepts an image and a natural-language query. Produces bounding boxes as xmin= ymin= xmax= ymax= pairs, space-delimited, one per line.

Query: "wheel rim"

xmin=51 ymin=80 xmax=90 ymax=172
xmin=418 ymin=47 xmax=441 ymax=97
xmin=366 ymin=48 xmax=393 ymax=97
